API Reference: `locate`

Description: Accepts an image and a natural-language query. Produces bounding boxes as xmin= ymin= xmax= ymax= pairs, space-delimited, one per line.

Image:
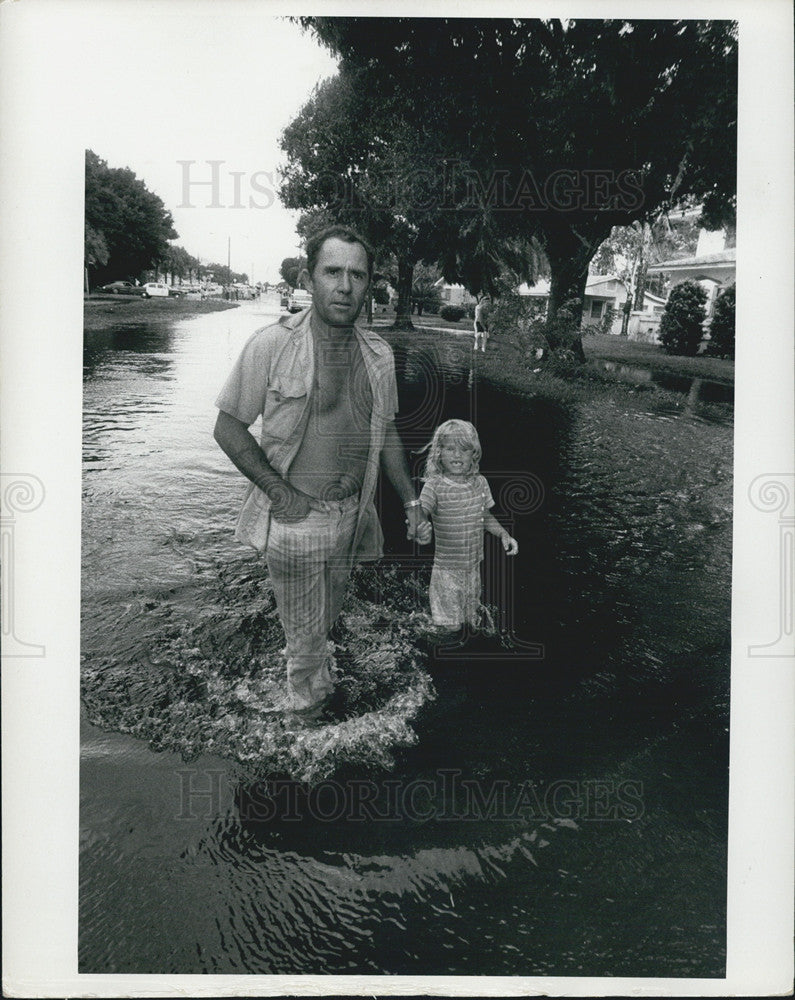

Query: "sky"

xmin=76 ymin=4 xmax=339 ymax=283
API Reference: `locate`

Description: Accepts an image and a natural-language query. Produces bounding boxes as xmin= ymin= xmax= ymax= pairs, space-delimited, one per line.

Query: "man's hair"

xmin=305 ymin=225 xmax=375 ymax=280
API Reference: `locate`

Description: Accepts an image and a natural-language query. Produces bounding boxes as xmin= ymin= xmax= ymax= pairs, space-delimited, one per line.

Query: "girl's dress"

xmin=419 ymin=473 xmax=494 ymax=627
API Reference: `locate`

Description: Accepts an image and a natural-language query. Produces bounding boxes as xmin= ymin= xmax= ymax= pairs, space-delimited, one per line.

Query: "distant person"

xmin=416 ymin=419 xmax=518 ymax=632
xmin=473 ymin=296 xmax=492 ymax=352
xmin=214 ymin=225 xmax=427 ymax=717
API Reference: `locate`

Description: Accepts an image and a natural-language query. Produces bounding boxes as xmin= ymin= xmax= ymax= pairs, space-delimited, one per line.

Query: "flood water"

xmin=81 ymin=298 xmax=732 ymax=976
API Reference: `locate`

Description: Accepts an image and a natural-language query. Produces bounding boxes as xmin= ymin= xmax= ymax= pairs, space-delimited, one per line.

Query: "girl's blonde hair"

xmin=420 ymin=419 xmax=482 ymax=479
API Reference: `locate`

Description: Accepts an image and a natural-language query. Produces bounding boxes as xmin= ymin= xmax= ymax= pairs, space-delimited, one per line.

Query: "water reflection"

xmin=83 ymin=325 xmax=178 ymax=379
xmin=599 ymin=360 xmax=733 ymax=406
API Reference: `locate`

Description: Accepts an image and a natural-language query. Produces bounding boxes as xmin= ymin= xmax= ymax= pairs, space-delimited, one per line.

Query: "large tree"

xmin=85 ymin=150 xmax=178 ymax=287
xmin=292 ymin=18 xmax=737 ymax=354
xmin=280 ymin=72 xmax=457 ymax=328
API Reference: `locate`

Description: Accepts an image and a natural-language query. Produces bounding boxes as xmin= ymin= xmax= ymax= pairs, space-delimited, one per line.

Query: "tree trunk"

xmin=620 ymin=298 xmax=631 ymax=337
xmin=548 ymin=265 xmax=588 ymax=327
xmin=545 ymin=249 xmax=589 ymax=361
xmin=633 ymin=221 xmax=652 ymax=310
xmin=391 ymin=257 xmax=415 ymax=331
xmin=543 ymin=222 xmax=612 ymax=361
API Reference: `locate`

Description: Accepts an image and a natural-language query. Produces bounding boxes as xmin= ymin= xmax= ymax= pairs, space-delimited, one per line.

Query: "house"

xmin=517 ymin=274 xmax=658 ymax=337
xmin=435 ymin=280 xmax=477 ymax=309
xmin=627 ymin=290 xmax=668 ymax=342
xmin=646 ymin=225 xmax=736 ymax=328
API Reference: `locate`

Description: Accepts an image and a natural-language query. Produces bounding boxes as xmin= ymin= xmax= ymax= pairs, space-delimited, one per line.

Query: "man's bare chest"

xmin=312 ymin=349 xmax=372 ymax=428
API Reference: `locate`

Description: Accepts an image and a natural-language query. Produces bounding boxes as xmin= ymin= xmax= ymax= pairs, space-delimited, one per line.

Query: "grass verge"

xmin=84 ymin=295 xmax=238 ymax=332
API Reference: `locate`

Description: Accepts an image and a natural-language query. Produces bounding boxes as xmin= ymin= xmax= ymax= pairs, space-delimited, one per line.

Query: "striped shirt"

xmin=420 ymin=474 xmax=495 ymax=569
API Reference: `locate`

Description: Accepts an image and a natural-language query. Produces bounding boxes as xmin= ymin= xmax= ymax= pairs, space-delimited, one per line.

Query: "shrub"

xmin=537 ymin=297 xmax=586 ymax=359
xmin=490 ymin=290 xmax=548 ymax=363
xmin=705 ymin=283 xmax=735 ymax=359
xmin=658 ymin=280 xmax=708 ymax=356
xmin=439 ymin=304 xmax=466 ymax=322
xmin=372 ymin=283 xmax=390 ymax=305
xmin=598 ymin=305 xmax=616 ymax=336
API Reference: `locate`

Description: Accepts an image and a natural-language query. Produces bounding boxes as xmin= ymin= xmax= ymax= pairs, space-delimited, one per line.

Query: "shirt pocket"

xmin=262 ymin=374 xmax=308 ymax=441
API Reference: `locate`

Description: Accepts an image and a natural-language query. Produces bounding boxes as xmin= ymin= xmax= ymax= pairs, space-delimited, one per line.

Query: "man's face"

xmin=305 ymin=237 xmax=370 ymax=327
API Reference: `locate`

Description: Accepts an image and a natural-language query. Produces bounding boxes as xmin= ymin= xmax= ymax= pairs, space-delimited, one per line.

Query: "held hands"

xmin=405 ymin=505 xmax=432 ymax=544
xmin=501 ymin=533 xmax=519 ymax=555
xmin=414 ymin=520 xmax=433 ymax=545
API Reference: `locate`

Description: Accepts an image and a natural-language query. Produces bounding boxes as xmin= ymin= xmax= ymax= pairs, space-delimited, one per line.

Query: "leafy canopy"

xmin=85 ymin=150 xmax=178 ymax=282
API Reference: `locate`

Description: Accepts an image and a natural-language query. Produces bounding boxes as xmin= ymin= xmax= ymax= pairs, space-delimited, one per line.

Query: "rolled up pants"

xmin=265 ymin=495 xmax=358 ymax=710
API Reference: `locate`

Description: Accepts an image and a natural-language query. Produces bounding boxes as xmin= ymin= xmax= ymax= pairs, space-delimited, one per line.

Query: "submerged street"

xmin=80 ymin=298 xmax=732 ymax=975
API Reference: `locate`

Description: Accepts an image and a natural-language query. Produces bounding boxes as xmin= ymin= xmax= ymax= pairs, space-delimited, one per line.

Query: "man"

xmin=214 ymin=225 xmax=427 ymax=715
xmin=473 ymin=295 xmax=492 ymax=352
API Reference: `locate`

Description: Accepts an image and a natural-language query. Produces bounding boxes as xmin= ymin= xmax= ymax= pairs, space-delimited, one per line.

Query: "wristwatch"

xmin=404 ymin=499 xmax=422 ymax=509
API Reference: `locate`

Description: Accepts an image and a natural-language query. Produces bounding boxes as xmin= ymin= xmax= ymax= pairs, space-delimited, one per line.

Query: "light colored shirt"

xmin=419 ymin=474 xmax=495 ymax=569
xmin=216 ymin=307 xmax=398 ymax=558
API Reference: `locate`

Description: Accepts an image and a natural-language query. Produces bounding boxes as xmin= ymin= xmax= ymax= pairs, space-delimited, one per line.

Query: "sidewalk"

xmin=368 ymin=317 xmax=474 ymax=338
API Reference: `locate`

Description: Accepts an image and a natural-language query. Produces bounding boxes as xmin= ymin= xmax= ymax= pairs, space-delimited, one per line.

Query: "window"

xmin=590 ymin=299 xmax=604 ymax=319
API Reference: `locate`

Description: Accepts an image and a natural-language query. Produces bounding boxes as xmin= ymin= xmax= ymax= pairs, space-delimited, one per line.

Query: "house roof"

xmin=518 ymin=275 xmax=626 ymax=297
xmin=517 ymin=278 xmax=551 ymax=296
xmin=647 ymin=248 xmax=736 ymax=272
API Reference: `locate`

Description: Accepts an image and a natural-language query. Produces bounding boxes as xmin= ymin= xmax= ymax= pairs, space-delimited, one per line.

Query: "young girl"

xmin=417 ymin=419 xmax=518 ymax=630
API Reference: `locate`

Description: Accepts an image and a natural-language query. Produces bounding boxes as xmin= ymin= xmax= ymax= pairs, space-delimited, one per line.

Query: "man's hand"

xmin=269 ymin=482 xmax=323 ymax=524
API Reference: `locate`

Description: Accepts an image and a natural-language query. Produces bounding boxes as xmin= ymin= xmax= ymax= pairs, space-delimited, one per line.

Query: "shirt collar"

xmin=286 ymin=306 xmax=391 ymax=360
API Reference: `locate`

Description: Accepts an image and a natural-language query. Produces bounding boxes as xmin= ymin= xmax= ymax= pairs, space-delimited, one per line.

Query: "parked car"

xmin=173 ymin=285 xmax=204 ymax=299
xmin=142 ymin=282 xmax=169 ymax=298
xmin=287 ymin=289 xmax=312 ymax=312
xmin=98 ymin=280 xmax=144 ymax=296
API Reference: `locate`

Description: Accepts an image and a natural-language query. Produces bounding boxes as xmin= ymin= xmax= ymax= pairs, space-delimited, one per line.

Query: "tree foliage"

xmin=705 ymin=282 xmax=735 ymax=359
xmin=658 ymin=280 xmax=708 ymax=356
xmin=591 ymin=212 xmax=701 ymax=302
xmin=287 ymin=18 xmax=737 ymax=350
xmin=84 ymin=223 xmax=109 ymax=269
xmin=280 ymin=72 xmax=456 ymax=327
xmin=162 ymin=244 xmax=198 ymax=281
xmin=411 ymin=262 xmax=443 ymax=313
xmin=279 ymin=256 xmax=304 ymax=288
xmin=85 ymin=150 xmax=178 ymax=286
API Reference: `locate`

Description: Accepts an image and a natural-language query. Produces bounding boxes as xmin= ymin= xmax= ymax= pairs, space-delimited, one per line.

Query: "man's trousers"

xmin=265 ymin=495 xmax=358 ymax=710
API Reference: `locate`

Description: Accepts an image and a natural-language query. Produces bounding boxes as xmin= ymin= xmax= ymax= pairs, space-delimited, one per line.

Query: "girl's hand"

xmin=502 ymin=533 xmax=519 ymax=555
xmin=415 ymin=520 xmax=433 ymax=545
xmin=406 ymin=506 xmax=430 ymax=542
